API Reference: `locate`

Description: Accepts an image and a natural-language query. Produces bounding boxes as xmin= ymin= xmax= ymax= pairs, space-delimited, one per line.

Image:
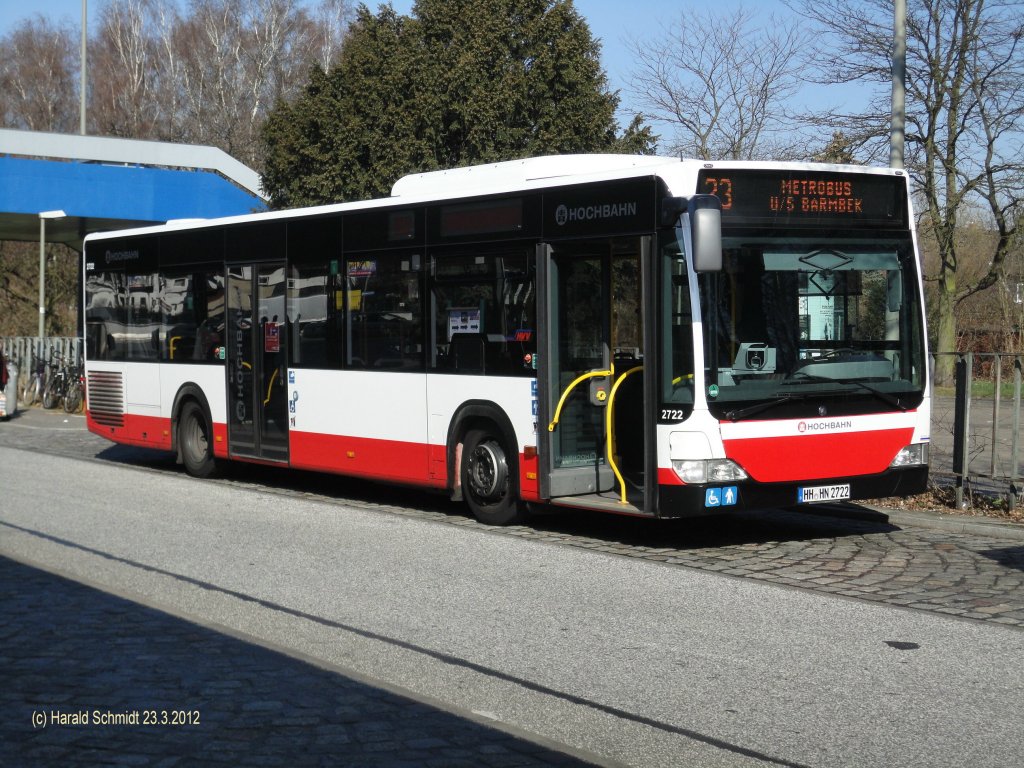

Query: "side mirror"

xmin=689 ymin=195 xmax=722 ymax=272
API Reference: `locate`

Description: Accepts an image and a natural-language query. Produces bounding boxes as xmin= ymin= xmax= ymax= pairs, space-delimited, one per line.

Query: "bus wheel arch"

xmin=449 ymin=403 xmax=525 ymax=525
xmin=172 ymin=385 xmax=219 ymax=479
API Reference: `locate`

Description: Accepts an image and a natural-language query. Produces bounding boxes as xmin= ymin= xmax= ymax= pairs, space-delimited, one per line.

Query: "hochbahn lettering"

xmin=798 ymin=419 xmax=854 ymax=433
xmin=555 ymin=202 xmax=638 ymax=226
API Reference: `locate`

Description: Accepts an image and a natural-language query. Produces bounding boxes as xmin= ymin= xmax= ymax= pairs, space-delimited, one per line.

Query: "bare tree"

xmin=176 ymin=0 xmax=351 ymax=168
xmin=627 ymin=6 xmax=806 ymax=160
xmin=310 ymin=0 xmax=353 ymax=72
xmin=92 ymin=0 xmax=183 ymax=139
xmin=1 ymin=0 xmax=353 ymax=172
xmin=786 ymin=0 xmax=1024 ymax=384
xmin=0 ymin=15 xmax=79 ymax=132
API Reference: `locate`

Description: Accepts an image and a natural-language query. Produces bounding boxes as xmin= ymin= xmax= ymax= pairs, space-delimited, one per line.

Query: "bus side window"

xmin=429 ymin=248 xmax=535 ymax=376
xmin=346 ymin=253 xmax=423 ymax=371
xmin=289 ymin=263 xmax=342 ymax=369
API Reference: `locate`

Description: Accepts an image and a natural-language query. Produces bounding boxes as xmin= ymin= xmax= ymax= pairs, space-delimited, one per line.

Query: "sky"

xmin=0 ymin=1 xmax=872 ymax=138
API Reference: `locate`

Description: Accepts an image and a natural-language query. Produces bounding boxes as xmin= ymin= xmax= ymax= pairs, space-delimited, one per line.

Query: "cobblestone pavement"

xmin=0 ymin=555 xmax=599 ymax=768
xmin=512 ymin=512 xmax=1024 ymax=627
xmin=2 ymin=407 xmax=1023 ymax=629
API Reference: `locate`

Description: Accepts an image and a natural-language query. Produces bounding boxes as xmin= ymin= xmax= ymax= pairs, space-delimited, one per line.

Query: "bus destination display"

xmin=697 ymin=169 xmax=905 ymax=227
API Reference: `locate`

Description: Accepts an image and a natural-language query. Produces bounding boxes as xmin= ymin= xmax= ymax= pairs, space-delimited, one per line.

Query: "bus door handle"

xmin=548 ymin=366 xmax=613 ymax=432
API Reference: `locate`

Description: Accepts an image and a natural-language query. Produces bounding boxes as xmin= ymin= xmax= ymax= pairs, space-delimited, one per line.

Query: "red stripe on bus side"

xmin=87 ymin=412 xmax=174 ymax=452
xmin=722 ymin=428 xmax=914 ymax=482
xmin=212 ymin=422 xmax=229 ymax=458
xmin=519 ymin=452 xmax=540 ymax=501
xmin=289 ymin=431 xmax=445 ymax=488
xmin=90 ymin=415 xmax=540 ymax=500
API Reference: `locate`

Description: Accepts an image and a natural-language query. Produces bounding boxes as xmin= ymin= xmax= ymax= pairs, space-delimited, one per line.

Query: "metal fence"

xmin=1 ymin=336 xmax=83 ymax=388
xmin=931 ymin=352 xmax=1023 ymax=509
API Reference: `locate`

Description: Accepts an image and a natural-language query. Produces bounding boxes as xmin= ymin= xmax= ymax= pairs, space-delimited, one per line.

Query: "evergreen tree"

xmin=261 ymin=0 xmax=651 ymax=207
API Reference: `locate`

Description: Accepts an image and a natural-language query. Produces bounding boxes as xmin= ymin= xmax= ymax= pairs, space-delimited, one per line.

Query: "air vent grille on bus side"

xmin=87 ymin=371 xmax=125 ymax=427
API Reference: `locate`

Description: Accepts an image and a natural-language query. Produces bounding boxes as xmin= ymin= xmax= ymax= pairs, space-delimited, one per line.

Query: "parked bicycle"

xmin=62 ymin=361 xmax=85 ymax=414
xmin=19 ymin=358 xmax=45 ymax=407
xmin=42 ymin=351 xmax=79 ymax=410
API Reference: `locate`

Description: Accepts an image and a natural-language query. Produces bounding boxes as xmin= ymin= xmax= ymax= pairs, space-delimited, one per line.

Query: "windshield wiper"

xmin=784 ymin=373 xmax=908 ymax=412
xmin=725 ymin=393 xmax=810 ymax=422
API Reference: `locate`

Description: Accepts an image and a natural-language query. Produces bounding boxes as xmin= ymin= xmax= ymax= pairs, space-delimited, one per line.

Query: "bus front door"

xmin=226 ymin=264 xmax=289 ymax=464
xmin=537 ymin=238 xmax=656 ymax=514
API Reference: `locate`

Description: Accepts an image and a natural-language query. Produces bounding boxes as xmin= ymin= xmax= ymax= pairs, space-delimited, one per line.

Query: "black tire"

xmin=461 ymin=428 xmax=525 ymax=525
xmin=41 ymin=376 xmax=60 ymax=409
xmin=19 ymin=376 xmax=36 ymax=407
xmin=63 ymin=382 xmax=83 ymax=414
xmin=179 ymin=401 xmax=219 ymax=478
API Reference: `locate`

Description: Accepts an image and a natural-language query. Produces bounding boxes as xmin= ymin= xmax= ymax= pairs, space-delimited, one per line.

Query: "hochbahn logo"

xmin=105 ymin=249 xmax=140 ymax=263
xmin=798 ymin=419 xmax=853 ymax=433
xmin=555 ymin=201 xmax=638 ymax=226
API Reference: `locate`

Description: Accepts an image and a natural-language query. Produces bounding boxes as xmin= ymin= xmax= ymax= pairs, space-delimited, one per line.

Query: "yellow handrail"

xmin=606 ymin=366 xmax=643 ymax=504
xmin=547 ymin=364 xmax=614 ymax=432
xmin=238 ymin=361 xmax=279 ymax=406
xmin=264 ymin=367 xmax=279 ymax=406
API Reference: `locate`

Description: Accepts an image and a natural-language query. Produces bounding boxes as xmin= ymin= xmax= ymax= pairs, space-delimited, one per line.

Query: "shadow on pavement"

xmin=89 ymin=440 xmax=904 ymax=552
xmin=0 ymin=556 xmax=595 ymax=767
xmin=978 ymin=544 xmax=1024 ymax=573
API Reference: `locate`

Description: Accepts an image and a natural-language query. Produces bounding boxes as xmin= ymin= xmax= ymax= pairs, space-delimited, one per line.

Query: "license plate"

xmin=798 ymin=484 xmax=851 ymax=503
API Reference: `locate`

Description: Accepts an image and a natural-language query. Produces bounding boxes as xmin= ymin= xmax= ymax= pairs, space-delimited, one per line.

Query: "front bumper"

xmin=656 ymin=465 xmax=928 ymax=518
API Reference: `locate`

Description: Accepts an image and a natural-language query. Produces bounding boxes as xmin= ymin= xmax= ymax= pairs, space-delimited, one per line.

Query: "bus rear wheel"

xmin=461 ymin=429 xmax=524 ymax=526
xmin=179 ymin=401 xmax=219 ymax=478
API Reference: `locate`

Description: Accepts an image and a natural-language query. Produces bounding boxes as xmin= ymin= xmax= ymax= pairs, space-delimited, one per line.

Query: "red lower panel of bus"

xmin=290 ymin=431 xmax=541 ymax=499
xmin=722 ymin=428 xmax=914 ymax=483
xmin=87 ymin=411 xmax=174 ymax=452
xmin=87 ymin=412 xmax=227 ymax=457
xmin=289 ymin=430 xmax=444 ymax=487
xmin=90 ymin=413 xmax=542 ymax=499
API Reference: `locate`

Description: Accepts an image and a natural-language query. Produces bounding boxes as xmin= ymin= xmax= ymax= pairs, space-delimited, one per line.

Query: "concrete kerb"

xmin=864 ymin=504 xmax=1024 ymax=542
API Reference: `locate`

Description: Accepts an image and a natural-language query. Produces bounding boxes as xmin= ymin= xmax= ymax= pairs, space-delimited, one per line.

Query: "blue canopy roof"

xmin=0 ymin=129 xmax=267 ymax=250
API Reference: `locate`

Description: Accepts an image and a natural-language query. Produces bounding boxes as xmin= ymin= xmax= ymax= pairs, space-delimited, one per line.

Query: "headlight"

xmin=672 ymin=458 xmax=749 ymax=484
xmin=890 ymin=443 xmax=928 ymax=467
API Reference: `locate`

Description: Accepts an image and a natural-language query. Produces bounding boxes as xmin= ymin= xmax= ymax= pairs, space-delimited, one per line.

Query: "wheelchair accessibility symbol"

xmin=705 ymin=487 xmax=738 ymax=507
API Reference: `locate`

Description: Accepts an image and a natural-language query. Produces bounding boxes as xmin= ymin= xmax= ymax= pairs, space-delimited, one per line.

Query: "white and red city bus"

xmin=83 ymin=155 xmax=929 ymax=524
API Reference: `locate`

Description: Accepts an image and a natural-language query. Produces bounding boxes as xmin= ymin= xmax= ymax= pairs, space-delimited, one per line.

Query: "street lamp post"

xmin=38 ymin=210 xmax=67 ymax=343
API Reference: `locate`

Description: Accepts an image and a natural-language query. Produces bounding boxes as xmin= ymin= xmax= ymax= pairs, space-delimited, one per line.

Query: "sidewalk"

xmin=0 ymin=554 xmax=599 ymax=767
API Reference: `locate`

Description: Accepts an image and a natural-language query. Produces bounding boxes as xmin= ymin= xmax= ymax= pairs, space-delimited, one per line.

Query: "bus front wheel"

xmin=179 ymin=401 xmax=219 ymax=478
xmin=461 ymin=429 xmax=524 ymax=526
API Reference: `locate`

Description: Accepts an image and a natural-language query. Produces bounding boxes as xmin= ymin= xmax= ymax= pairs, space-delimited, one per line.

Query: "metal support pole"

xmin=890 ymin=0 xmax=906 ymax=168
xmin=37 ymin=210 xmax=66 ymax=343
xmin=1011 ymin=356 xmax=1022 ymax=511
xmin=38 ymin=217 xmax=46 ymax=341
xmin=992 ymin=354 xmax=1001 ymax=478
xmin=80 ymin=0 xmax=87 ymax=135
xmin=952 ymin=353 xmax=972 ymax=508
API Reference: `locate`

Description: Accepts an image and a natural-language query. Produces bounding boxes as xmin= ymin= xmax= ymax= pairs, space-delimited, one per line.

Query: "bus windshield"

xmin=697 ymin=234 xmax=926 ymax=420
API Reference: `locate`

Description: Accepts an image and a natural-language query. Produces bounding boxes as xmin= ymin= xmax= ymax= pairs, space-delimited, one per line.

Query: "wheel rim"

xmin=467 ymin=440 xmax=508 ymax=502
xmin=185 ymin=412 xmax=208 ymax=463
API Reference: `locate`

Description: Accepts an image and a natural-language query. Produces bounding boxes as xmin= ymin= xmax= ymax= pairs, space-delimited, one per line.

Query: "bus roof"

xmin=84 ymin=154 xmax=906 ymax=245
xmin=390 ymin=154 xmax=679 ymax=197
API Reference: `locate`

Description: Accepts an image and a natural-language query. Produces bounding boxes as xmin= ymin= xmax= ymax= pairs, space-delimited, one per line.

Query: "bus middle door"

xmin=226 ymin=263 xmax=289 ymax=464
xmin=537 ymin=238 xmax=654 ymax=513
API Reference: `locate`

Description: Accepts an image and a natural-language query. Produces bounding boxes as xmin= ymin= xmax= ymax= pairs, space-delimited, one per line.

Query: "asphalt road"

xmin=2 ymin=422 xmax=1023 ymax=766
